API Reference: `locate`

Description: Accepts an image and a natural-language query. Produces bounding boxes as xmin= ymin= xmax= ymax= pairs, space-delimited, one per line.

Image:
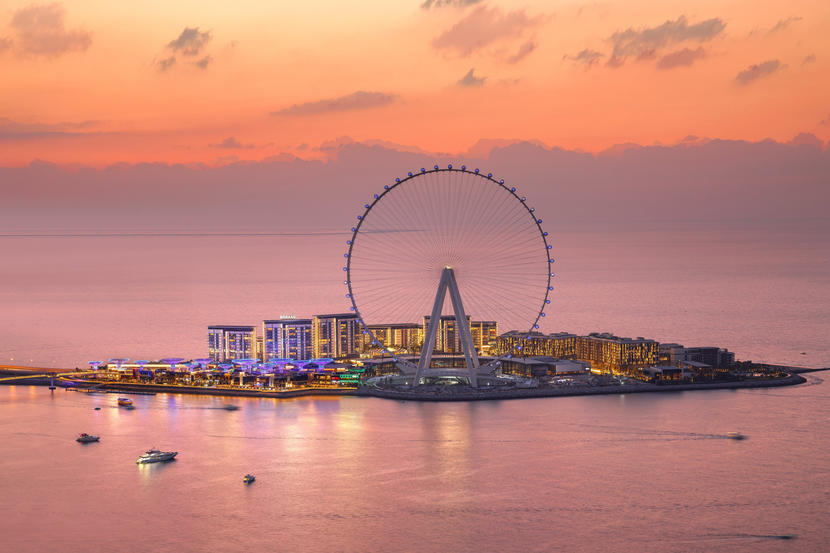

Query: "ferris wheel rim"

xmin=342 ymin=165 xmax=554 ymax=356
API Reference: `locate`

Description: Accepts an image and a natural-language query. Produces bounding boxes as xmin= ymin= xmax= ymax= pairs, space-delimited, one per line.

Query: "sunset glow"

xmin=1 ymin=0 xmax=827 ymax=165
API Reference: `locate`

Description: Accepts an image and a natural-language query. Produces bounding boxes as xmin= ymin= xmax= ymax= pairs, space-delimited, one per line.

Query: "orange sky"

xmin=0 ymin=0 xmax=827 ymax=165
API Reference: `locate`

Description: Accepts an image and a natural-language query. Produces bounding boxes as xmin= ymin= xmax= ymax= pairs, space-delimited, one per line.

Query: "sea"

xmin=0 ymin=227 xmax=828 ymax=552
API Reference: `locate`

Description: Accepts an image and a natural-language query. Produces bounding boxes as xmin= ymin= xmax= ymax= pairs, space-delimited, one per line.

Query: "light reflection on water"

xmin=1 ymin=379 xmax=827 ymax=553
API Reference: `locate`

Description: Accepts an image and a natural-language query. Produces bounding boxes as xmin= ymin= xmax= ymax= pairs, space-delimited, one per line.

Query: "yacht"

xmin=243 ymin=474 xmax=256 ymax=484
xmin=727 ymin=432 xmax=746 ymax=440
xmin=76 ymin=433 xmax=100 ymax=443
xmin=223 ymin=404 xmax=239 ymax=411
xmin=136 ymin=449 xmax=178 ymax=464
xmin=117 ymin=397 xmax=133 ymax=407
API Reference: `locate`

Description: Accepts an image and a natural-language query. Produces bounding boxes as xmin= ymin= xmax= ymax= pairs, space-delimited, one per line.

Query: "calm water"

xmin=1 ymin=377 xmax=828 ymax=553
xmin=1 ymin=228 xmax=829 ymax=369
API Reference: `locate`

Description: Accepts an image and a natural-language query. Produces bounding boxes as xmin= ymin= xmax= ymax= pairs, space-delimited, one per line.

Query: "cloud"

xmin=563 ymin=48 xmax=603 ymax=67
xmin=457 ymin=68 xmax=486 ymax=87
xmin=0 ymin=37 xmax=11 ymax=53
xmin=607 ymin=15 xmax=725 ymax=66
xmin=506 ymin=40 xmax=536 ymax=64
xmin=194 ymin=55 xmax=211 ymax=69
xmin=735 ymin=60 xmax=783 ymax=85
xmin=156 ymin=55 xmax=176 ymax=72
xmin=803 ymin=54 xmax=816 ymax=64
xmin=421 ymin=0 xmax=482 ymax=9
xmin=768 ymin=16 xmax=802 ymax=34
xmin=210 ymin=137 xmax=255 ymax=149
xmin=431 ymin=6 xmax=545 ymax=57
xmin=271 ymin=91 xmax=398 ymax=116
xmin=0 ymin=117 xmax=98 ymax=140
xmin=167 ymin=27 xmax=212 ymax=57
xmin=8 ymin=3 xmax=92 ymax=58
xmin=656 ymin=47 xmax=706 ymax=70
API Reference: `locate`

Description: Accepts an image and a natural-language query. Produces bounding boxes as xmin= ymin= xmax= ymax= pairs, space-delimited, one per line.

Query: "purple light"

xmin=384 ymin=185 xmax=389 ymax=189
xmin=357 ymin=215 xmax=362 ymax=219
xmin=395 ymin=178 xmax=400 ymax=182
xmin=474 ymin=168 xmax=479 ymax=173
xmin=499 ymin=179 xmax=504 ymax=184
xmin=351 ymin=227 xmax=356 ymax=232
xmin=487 ymin=173 xmax=492 ymax=177
xmin=448 ymin=164 xmax=453 ymax=169
xmin=434 ymin=165 xmax=439 ymax=169
xmin=346 ymin=240 xmax=351 ymax=244
xmin=461 ymin=165 xmax=466 ymax=170
xmin=421 ymin=167 xmax=426 ymax=172
xmin=545 ymin=299 xmax=551 ymax=304
xmin=374 ymin=194 xmax=379 ymax=199
xmin=534 ymin=325 xmax=539 ymax=329
xmin=548 ymin=286 xmax=554 ymax=290
xmin=543 ymin=232 xmax=548 ymax=236
xmin=346 ymin=293 xmax=351 ymax=298
xmin=547 ymin=245 xmax=552 ymax=249
xmin=364 ymin=204 xmax=370 ymax=208
xmin=550 ymin=258 xmax=556 ymax=263
xmin=408 ymin=172 xmax=413 ymax=176
xmin=511 ymin=187 xmax=516 ymax=192
xmin=343 ymin=253 xmax=349 ymax=257
xmin=550 ymin=272 xmax=555 ymax=277
xmin=342 ymin=267 xmax=348 ymax=271
xmin=541 ymin=313 xmax=546 ymax=317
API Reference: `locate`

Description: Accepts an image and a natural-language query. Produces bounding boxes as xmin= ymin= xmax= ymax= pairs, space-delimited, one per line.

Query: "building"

xmin=263 ymin=317 xmax=313 ymax=361
xmin=208 ymin=325 xmax=256 ymax=362
xmin=492 ymin=331 xmax=579 ymax=358
xmin=422 ymin=315 xmax=471 ymax=354
xmin=658 ymin=343 xmax=735 ymax=369
xmin=470 ymin=320 xmax=499 ymax=354
xmin=365 ymin=323 xmax=423 ymax=351
xmin=577 ymin=333 xmax=659 ymax=373
xmin=312 ymin=313 xmax=361 ymax=359
xmin=499 ymin=356 xmax=590 ymax=377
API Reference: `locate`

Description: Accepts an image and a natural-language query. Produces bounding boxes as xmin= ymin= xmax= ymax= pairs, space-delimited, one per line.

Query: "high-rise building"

xmin=263 ymin=317 xmax=313 ymax=361
xmin=423 ymin=315 xmax=471 ymax=354
xmin=312 ymin=313 xmax=361 ymax=358
xmin=470 ymin=320 xmax=498 ymax=353
xmin=366 ymin=323 xmax=423 ymax=351
xmin=207 ymin=325 xmax=256 ymax=362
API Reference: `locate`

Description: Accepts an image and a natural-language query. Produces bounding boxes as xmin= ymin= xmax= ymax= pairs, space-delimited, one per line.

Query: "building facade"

xmin=207 ymin=325 xmax=256 ymax=362
xmin=492 ymin=331 xmax=579 ymax=358
xmin=470 ymin=320 xmax=499 ymax=354
xmin=263 ymin=317 xmax=313 ymax=361
xmin=365 ymin=323 xmax=423 ymax=351
xmin=312 ymin=313 xmax=361 ymax=359
xmin=577 ymin=333 xmax=659 ymax=373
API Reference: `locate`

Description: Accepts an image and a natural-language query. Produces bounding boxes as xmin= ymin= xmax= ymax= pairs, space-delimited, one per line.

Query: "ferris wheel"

xmin=344 ymin=165 xmax=554 ymax=386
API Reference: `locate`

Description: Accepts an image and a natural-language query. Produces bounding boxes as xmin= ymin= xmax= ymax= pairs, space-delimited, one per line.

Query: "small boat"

xmin=94 ymin=407 xmax=101 ymax=410
xmin=136 ymin=449 xmax=178 ymax=464
xmin=76 ymin=433 xmax=100 ymax=443
xmin=223 ymin=404 xmax=239 ymax=411
xmin=243 ymin=474 xmax=255 ymax=484
xmin=727 ymin=432 xmax=746 ymax=440
xmin=117 ymin=397 xmax=133 ymax=407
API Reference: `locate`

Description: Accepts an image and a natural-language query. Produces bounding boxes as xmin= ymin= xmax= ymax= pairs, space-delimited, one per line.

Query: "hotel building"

xmin=492 ymin=331 xmax=578 ymax=358
xmin=365 ymin=323 xmax=423 ymax=351
xmin=312 ymin=313 xmax=361 ymax=359
xmin=263 ymin=317 xmax=313 ymax=361
xmin=576 ymin=333 xmax=659 ymax=373
xmin=207 ymin=325 xmax=256 ymax=362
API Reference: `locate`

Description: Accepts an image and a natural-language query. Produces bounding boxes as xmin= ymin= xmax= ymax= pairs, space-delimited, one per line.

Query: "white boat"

xmin=136 ymin=449 xmax=178 ymax=464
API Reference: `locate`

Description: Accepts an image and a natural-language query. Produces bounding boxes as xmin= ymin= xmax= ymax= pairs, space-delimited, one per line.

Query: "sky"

xmin=1 ymin=0 xmax=828 ymax=166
